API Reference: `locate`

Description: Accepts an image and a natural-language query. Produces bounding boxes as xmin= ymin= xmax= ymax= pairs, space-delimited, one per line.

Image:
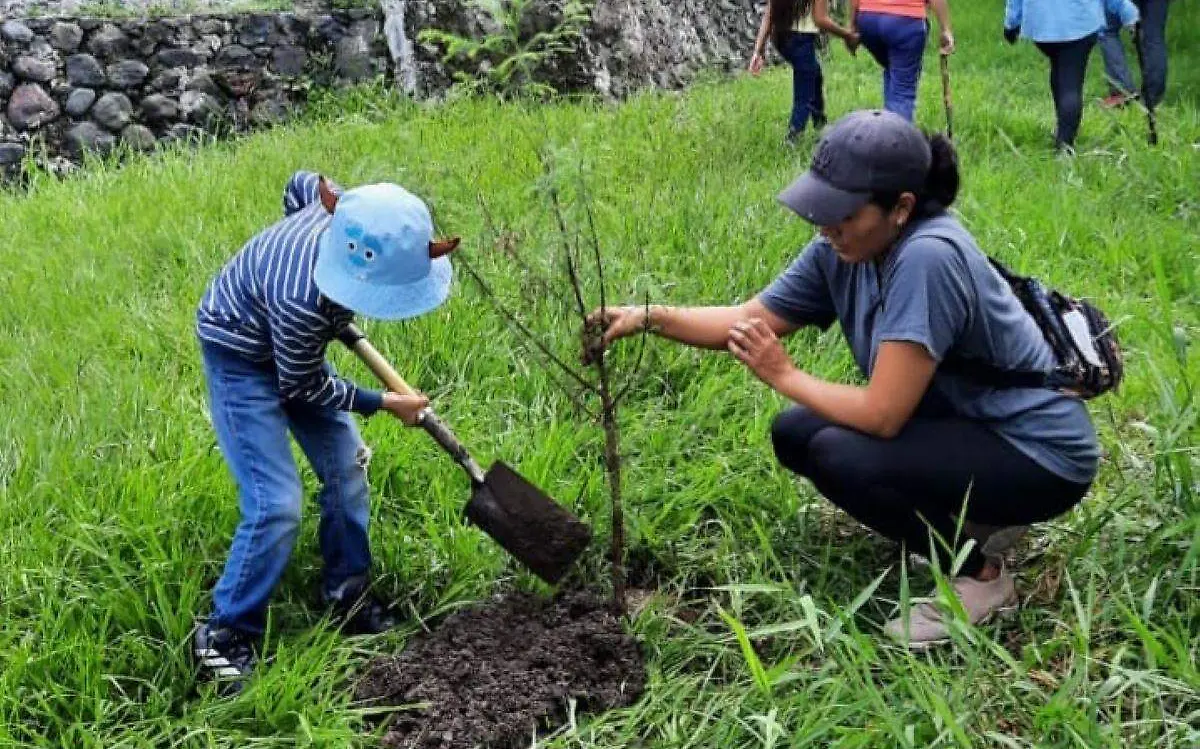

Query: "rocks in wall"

xmin=0 ymin=10 xmax=390 ymax=179
xmin=390 ymin=0 xmax=760 ymax=99
xmin=0 ymin=0 xmax=761 ymax=180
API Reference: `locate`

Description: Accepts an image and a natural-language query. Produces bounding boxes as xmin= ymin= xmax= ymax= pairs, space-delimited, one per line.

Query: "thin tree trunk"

xmin=594 ymin=340 xmax=625 ymax=611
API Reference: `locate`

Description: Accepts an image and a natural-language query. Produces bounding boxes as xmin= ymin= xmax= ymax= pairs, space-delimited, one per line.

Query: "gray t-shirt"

xmin=760 ymin=213 xmax=1098 ymax=484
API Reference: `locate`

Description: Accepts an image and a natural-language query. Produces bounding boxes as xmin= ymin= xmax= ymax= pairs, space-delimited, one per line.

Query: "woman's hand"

xmin=586 ymin=306 xmax=650 ymax=347
xmin=381 ymin=391 xmax=429 ymax=426
xmin=728 ymin=318 xmax=796 ymax=387
xmin=583 ymin=305 xmax=653 ymax=363
xmin=844 ymin=32 xmax=860 ymax=55
xmin=939 ymin=29 xmax=955 ymax=55
xmin=749 ymin=51 xmax=766 ymax=75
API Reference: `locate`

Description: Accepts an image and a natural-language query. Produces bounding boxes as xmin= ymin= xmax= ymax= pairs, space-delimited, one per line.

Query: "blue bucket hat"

xmin=314 ymin=183 xmax=453 ymax=320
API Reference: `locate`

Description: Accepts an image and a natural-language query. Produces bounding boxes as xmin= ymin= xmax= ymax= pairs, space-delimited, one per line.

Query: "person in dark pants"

xmin=1004 ymin=0 xmax=1140 ymax=151
xmin=1134 ymin=0 xmax=1171 ymax=108
xmin=591 ymin=111 xmax=1099 ymax=649
xmin=851 ymin=0 xmax=955 ymax=121
xmin=750 ymin=0 xmax=859 ymax=142
xmin=1096 ymin=0 xmax=1173 ymax=109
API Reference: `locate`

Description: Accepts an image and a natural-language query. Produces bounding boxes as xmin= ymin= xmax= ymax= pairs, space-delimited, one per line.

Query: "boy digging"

xmin=192 ymin=170 xmax=459 ymax=693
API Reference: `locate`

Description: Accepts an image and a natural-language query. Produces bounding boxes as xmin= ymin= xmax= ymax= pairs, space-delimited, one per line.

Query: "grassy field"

xmin=1 ymin=1 xmax=1197 ymax=746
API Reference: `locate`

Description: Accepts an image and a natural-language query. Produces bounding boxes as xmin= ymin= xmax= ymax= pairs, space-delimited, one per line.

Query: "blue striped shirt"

xmin=196 ymin=171 xmax=384 ymax=415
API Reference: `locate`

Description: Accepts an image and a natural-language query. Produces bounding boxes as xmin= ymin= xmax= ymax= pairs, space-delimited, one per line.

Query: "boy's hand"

xmin=382 ymin=392 xmax=429 ymax=425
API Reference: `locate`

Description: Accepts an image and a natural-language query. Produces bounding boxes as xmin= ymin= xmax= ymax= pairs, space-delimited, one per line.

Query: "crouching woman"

xmin=593 ymin=110 xmax=1098 ymax=648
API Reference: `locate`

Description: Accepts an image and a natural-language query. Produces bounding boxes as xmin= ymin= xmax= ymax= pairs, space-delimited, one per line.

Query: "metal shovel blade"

xmin=464 ymin=461 xmax=592 ymax=584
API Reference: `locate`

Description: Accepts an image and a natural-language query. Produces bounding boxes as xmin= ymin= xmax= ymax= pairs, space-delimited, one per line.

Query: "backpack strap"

xmin=902 ymin=221 xmax=1055 ymax=392
xmin=938 ymin=355 xmax=1050 ymax=390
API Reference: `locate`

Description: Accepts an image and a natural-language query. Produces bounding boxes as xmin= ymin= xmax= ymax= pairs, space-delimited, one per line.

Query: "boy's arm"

xmin=283 ymin=170 xmax=341 ymax=216
xmin=268 ymin=299 xmax=383 ymax=414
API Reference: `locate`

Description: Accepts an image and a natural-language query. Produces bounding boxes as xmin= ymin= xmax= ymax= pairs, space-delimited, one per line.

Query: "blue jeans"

xmin=201 ymin=340 xmax=372 ymax=634
xmin=778 ymin=32 xmax=824 ymax=133
xmin=855 ymin=11 xmax=928 ymax=122
xmin=1097 ymin=23 xmax=1136 ymax=96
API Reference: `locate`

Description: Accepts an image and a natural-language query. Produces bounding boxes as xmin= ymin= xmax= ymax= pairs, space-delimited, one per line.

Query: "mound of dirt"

xmin=355 ymin=591 xmax=645 ymax=749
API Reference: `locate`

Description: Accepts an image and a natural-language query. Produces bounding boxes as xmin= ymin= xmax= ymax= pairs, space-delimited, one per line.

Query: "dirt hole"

xmin=355 ymin=591 xmax=646 ymax=748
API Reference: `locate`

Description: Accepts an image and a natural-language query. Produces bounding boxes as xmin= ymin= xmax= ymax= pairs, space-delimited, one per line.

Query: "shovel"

xmin=337 ymin=324 xmax=592 ymax=584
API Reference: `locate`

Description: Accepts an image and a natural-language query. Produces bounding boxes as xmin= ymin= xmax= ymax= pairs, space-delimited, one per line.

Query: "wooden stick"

xmin=940 ymin=53 xmax=954 ymax=141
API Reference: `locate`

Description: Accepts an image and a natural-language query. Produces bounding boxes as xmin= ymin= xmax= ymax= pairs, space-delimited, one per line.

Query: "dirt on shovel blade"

xmin=355 ymin=592 xmax=646 ymax=749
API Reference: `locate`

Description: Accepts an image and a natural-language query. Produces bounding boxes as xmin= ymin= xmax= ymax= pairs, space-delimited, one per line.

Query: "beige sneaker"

xmin=884 ymin=563 xmax=1019 ymax=649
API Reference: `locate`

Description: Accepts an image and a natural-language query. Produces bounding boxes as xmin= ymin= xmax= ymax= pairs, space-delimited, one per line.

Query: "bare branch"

xmin=614 ymin=292 xmax=652 ymax=405
xmin=557 ymin=192 xmax=589 ymax=322
xmin=541 ymin=154 xmax=589 ymax=324
xmin=537 ymin=361 xmax=601 ymax=420
xmin=475 ymin=192 xmax=572 ymax=310
xmin=457 ymin=254 xmax=599 ymax=396
xmin=579 ymin=173 xmax=607 ymax=315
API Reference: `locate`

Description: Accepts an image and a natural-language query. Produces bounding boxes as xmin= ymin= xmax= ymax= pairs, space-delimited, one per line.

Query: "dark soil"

xmin=355 ymin=591 xmax=645 ymax=749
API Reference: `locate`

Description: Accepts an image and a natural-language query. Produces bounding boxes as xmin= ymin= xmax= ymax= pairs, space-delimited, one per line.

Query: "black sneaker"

xmin=192 ymin=621 xmax=258 ymax=695
xmin=324 ymin=582 xmax=398 ymax=636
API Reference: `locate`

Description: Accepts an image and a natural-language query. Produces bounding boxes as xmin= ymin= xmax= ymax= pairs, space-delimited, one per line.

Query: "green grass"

xmin=1 ymin=1 xmax=1197 ymax=746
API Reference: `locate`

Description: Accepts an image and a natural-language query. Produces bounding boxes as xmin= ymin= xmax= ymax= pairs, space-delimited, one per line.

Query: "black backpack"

xmin=943 ymin=257 xmax=1125 ymax=399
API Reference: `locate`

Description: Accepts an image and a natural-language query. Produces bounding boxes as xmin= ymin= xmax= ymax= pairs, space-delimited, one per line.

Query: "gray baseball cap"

xmin=778 ymin=109 xmax=932 ymax=226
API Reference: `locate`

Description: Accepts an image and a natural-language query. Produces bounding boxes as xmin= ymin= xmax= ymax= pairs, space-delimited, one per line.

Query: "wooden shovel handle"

xmin=337 ymin=323 xmax=488 ymax=485
xmin=336 ymin=324 xmax=418 ymax=397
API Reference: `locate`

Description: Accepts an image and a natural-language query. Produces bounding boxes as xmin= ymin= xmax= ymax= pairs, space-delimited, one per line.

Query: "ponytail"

xmin=919 ymin=133 xmax=960 ymax=217
xmin=770 ymin=0 xmax=812 ymax=52
xmin=869 ymin=132 xmax=961 ymax=220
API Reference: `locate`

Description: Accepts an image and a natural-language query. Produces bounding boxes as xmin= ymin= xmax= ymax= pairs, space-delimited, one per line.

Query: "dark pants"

xmin=856 ymin=11 xmax=928 ymax=122
xmin=778 ymin=32 xmax=826 ymax=133
xmin=770 ymin=407 xmax=1090 ymax=576
xmin=1036 ymin=34 xmax=1098 ymax=148
xmin=1136 ymin=0 xmax=1170 ymax=108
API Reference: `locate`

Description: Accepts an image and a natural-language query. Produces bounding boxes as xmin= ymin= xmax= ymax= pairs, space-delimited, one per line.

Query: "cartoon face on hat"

xmin=314 ymin=179 xmax=459 ymax=320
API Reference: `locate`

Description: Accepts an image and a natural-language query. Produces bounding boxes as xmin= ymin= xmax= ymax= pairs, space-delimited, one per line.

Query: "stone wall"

xmin=0 ymin=11 xmax=388 ymax=175
xmin=389 ymin=0 xmax=761 ymax=99
xmin=1 ymin=0 xmax=762 ymax=177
